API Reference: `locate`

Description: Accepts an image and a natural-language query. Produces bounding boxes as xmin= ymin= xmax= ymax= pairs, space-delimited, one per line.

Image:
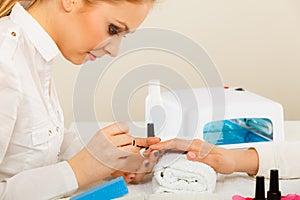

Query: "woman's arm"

xmin=0 ymin=161 xmax=78 ymax=200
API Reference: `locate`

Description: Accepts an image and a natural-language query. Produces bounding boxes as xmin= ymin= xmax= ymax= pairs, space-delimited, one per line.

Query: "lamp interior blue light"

xmin=203 ymin=118 xmax=273 ymax=145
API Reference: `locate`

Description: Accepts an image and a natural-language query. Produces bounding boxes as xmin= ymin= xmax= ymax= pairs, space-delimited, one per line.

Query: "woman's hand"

xmin=68 ymin=122 xmax=160 ymax=187
xmin=150 ymin=138 xmax=259 ymax=175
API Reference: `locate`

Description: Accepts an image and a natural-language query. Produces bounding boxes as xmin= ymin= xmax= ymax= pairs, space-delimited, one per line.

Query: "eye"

xmin=108 ymin=24 xmax=121 ymax=35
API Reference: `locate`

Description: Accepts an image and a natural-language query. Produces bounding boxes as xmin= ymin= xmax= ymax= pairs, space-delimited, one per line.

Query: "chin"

xmin=70 ymin=59 xmax=85 ymax=65
xmin=63 ymin=54 xmax=86 ymax=65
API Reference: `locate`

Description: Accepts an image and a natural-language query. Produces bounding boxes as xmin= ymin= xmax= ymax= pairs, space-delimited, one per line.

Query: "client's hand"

xmin=111 ymin=149 xmax=162 ymax=184
xmin=149 ymin=138 xmax=259 ymax=175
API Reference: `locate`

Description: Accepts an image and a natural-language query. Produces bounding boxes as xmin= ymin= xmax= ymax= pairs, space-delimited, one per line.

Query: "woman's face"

xmin=55 ymin=0 xmax=152 ymax=64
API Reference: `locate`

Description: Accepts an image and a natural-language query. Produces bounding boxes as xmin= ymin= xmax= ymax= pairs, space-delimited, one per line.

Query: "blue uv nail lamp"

xmin=145 ymin=82 xmax=284 ymax=149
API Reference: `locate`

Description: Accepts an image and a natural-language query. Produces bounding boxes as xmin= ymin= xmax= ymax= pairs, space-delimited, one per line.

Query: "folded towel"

xmin=152 ymin=153 xmax=217 ymax=194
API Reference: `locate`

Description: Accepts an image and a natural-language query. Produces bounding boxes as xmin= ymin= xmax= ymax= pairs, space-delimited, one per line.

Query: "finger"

xmin=111 ymin=171 xmax=125 ymax=178
xmin=121 ymin=144 xmax=140 ymax=154
xmin=141 ymin=148 xmax=152 ymax=157
xmin=100 ymin=122 xmax=129 ymax=136
xmin=120 ymin=173 xmax=135 ymax=184
xmin=131 ymin=160 xmax=150 ymax=183
xmin=143 ymin=146 xmax=165 ymax=157
xmin=111 ymin=171 xmax=136 ymax=184
xmin=131 ymin=172 xmax=146 ymax=184
xmin=112 ymin=134 xmax=133 ymax=147
xmin=186 ymin=142 xmax=215 ymax=160
xmin=180 ymin=139 xmax=208 ymax=153
xmin=198 ymin=142 xmax=215 ymax=158
xmin=125 ymin=173 xmax=136 ymax=184
xmin=134 ymin=137 xmax=161 ymax=147
xmin=149 ymin=139 xmax=175 ymax=150
xmin=186 ymin=151 xmax=216 ymax=167
xmin=138 ymin=150 xmax=159 ymax=174
xmin=186 ymin=151 xmax=198 ymax=161
xmin=146 ymin=150 xmax=160 ymax=171
xmin=150 ymin=138 xmax=194 ymax=151
xmin=132 ymin=150 xmax=160 ymax=183
xmin=146 ymin=137 xmax=161 ymax=146
xmin=123 ymin=149 xmax=161 ymax=184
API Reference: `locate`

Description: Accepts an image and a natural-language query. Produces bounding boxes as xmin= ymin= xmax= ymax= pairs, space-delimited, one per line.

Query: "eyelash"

xmin=108 ymin=24 xmax=121 ymax=35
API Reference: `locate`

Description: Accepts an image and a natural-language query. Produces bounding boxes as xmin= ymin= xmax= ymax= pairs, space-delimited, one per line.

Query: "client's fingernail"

xmin=159 ymin=150 xmax=165 ymax=154
xmin=154 ymin=151 xmax=159 ymax=157
xmin=145 ymin=161 xmax=150 ymax=167
xmin=188 ymin=152 xmax=196 ymax=159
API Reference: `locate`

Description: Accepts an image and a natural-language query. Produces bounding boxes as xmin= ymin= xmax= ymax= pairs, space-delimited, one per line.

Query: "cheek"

xmin=78 ymin=13 xmax=109 ymax=50
xmin=56 ymin=11 xmax=110 ymax=63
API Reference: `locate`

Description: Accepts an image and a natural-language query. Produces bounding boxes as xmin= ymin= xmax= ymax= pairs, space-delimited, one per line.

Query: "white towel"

xmin=152 ymin=153 xmax=217 ymax=194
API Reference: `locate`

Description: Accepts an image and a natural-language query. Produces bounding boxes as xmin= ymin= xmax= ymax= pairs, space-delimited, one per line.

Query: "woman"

xmin=0 ymin=0 xmax=160 ymax=199
xmin=150 ymin=138 xmax=300 ymax=179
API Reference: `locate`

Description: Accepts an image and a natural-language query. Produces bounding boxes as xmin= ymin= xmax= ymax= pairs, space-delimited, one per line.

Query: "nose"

xmin=104 ymin=35 xmax=122 ymax=57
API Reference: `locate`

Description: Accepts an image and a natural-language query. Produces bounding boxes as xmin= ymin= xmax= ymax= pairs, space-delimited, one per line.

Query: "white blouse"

xmin=253 ymin=141 xmax=300 ymax=179
xmin=0 ymin=3 xmax=82 ymax=199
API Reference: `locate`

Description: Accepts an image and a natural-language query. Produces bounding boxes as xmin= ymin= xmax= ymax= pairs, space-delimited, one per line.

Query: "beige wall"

xmin=53 ymin=0 xmax=300 ymax=127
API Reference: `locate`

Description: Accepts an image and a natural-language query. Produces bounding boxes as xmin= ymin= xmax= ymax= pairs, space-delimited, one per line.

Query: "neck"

xmin=27 ymin=1 xmax=57 ymax=43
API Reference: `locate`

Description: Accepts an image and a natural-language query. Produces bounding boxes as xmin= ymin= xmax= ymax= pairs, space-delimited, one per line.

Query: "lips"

xmin=88 ymin=52 xmax=97 ymax=61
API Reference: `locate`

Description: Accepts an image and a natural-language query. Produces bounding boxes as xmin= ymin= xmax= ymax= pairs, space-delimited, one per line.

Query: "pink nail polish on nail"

xmin=188 ymin=152 xmax=196 ymax=159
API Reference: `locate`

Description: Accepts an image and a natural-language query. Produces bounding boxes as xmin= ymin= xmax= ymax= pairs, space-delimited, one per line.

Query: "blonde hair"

xmin=0 ymin=0 xmax=155 ymax=18
xmin=0 ymin=0 xmax=37 ymax=17
xmin=0 ymin=0 xmax=17 ymax=17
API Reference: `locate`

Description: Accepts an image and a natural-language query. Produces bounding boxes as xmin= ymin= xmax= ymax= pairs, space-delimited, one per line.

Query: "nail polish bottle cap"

xmin=147 ymin=123 xmax=155 ymax=137
xmin=254 ymin=176 xmax=266 ymax=200
xmin=267 ymin=169 xmax=281 ymax=200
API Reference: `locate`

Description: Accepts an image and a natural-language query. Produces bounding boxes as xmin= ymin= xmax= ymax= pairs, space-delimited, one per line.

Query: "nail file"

xmin=70 ymin=177 xmax=128 ymax=200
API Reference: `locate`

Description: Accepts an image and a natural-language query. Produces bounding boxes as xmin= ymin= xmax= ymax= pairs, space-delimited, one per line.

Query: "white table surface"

xmin=66 ymin=121 xmax=300 ymax=200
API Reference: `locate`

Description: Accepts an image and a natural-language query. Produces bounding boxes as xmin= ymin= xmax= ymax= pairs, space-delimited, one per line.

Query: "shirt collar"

xmin=10 ymin=3 xmax=59 ymax=63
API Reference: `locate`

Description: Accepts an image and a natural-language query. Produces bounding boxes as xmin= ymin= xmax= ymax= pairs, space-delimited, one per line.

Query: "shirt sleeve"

xmin=59 ymin=128 xmax=84 ymax=161
xmin=0 ymin=161 xmax=78 ymax=200
xmin=252 ymin=141 xmax=300 ymax=179
xmin=0 ymin=59 xmax=23 ymax=163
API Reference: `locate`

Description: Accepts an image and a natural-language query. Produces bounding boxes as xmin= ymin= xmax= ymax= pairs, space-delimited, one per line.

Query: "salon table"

xmin=63 ymin=121 xmax=300 ymax=200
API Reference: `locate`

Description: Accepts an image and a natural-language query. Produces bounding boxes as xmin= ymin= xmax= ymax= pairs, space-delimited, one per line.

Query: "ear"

xmin=61 ymin=0 xmax=77 ymax=12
